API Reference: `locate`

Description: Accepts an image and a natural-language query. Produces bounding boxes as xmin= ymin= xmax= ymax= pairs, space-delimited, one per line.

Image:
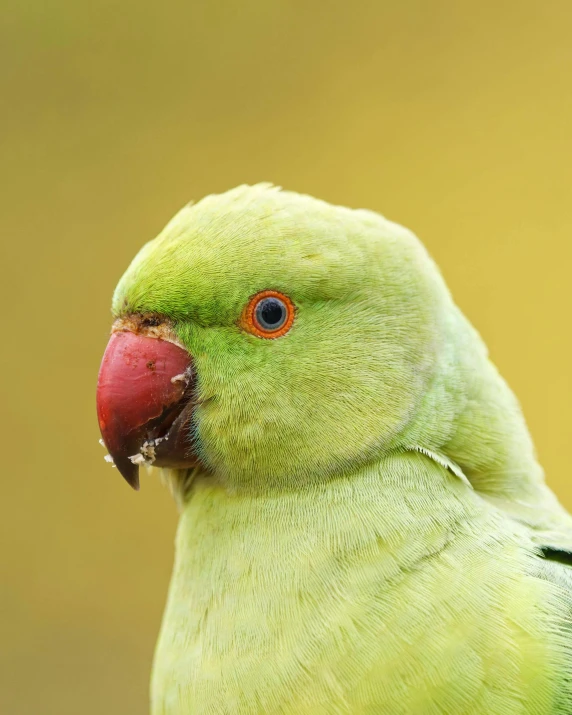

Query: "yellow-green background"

xmin=2 ymin=1 xmax=571 ymax=713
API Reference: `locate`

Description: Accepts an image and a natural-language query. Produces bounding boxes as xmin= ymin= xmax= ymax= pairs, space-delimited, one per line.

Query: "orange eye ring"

xmin=240 ymin=290 xmax=296 ymax=339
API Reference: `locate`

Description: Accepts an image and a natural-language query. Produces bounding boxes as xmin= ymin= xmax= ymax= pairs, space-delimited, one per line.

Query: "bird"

xmin=96 ymin=184 xmax=572 ymax=714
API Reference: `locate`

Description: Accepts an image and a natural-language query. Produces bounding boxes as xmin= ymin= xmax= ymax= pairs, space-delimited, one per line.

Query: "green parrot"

xmin=96 ymin=184 xmax=572 ymax=714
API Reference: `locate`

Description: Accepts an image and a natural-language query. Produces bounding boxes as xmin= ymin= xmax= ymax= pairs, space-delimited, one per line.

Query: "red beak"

xmin=96 ymin=327 xmax=198 ymax=489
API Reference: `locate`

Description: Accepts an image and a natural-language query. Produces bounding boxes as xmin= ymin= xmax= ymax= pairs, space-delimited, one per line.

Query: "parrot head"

xmin=96 ymin=184 xmax=463 ymax=491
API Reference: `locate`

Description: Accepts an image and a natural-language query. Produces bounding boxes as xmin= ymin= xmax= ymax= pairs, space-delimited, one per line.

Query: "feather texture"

xmin=110 ymin=185 xmax=572 ymax=713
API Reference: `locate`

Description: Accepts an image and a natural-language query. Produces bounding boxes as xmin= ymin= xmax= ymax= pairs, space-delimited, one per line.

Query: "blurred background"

xmin=1 ymin=1 xmax=571 ymax=712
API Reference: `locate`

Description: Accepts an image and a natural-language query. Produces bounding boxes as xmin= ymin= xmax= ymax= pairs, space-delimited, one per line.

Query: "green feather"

xmin=112 ymin=185 xmax=572 ymax=713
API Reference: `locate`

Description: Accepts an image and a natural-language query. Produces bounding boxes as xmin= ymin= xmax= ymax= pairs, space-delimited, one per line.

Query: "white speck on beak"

xmin=129 ymin=437 xmax=165 ymax=466
xmin=171 ymin=373 xmax=187 ymax=384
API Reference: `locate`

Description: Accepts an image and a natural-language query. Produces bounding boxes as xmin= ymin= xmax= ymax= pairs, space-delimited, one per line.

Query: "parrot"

xmin=96 ymin=184 xmax=572 ymax=714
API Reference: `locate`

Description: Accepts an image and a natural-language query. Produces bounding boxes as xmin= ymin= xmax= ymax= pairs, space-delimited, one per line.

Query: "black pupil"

xmin=256 ymin=297 xmax=286 ymax=330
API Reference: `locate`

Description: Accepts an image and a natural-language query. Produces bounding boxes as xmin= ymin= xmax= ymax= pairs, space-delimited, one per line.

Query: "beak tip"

xmin=124 ymin=472 xmax=141 ymax=491
xmin=126 ymin=470 xmax=140 ymax=491
xmin=114 ymin=455 xmax=141 ymax=491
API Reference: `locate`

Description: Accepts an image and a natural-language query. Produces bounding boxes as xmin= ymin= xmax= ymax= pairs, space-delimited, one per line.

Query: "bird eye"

xmin=256 ymin=297 xmax=287 ymax=330
xmin=240 ymin=290 xmax=295 ymax=339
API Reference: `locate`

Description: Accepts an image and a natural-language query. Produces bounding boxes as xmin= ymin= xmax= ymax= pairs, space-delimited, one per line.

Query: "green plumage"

xmin=113 ymin=185 xmax=572 ymax=713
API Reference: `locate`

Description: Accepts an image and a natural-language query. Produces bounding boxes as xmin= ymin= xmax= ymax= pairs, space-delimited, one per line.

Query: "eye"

xmin=240 ymin=290 xmax=295 ymax=339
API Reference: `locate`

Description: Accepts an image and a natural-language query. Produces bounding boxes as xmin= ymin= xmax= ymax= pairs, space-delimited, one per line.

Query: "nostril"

xmin=141 ymin=315 xmax=162 ymax=328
